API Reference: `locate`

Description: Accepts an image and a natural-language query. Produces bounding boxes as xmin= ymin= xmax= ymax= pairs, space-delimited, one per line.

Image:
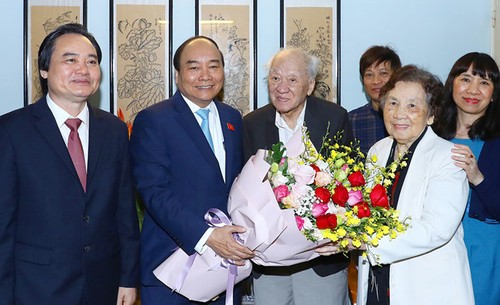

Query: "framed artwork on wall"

xmin=195 ymin=0 xmax=257 ymax=116
xmin=110 ymin=0 xmax=172 ymax=127
xmin=281 ymin=0 xmax=340 ymax=103
xmin=24 ymin=0 xmax=87 ymax=105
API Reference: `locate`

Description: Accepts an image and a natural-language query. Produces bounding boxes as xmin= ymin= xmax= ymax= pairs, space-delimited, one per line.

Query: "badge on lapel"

xmin=226 ymin=123 xmax=235 ymax=131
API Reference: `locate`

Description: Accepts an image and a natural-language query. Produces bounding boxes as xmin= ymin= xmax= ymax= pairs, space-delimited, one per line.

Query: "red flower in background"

xmin=117 ymin=108 xmax=133 ymax=138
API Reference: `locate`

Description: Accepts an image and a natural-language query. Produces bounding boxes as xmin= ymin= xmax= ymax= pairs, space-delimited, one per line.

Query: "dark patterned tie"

xmin=65 ymin=118 xmax=86 ymax=191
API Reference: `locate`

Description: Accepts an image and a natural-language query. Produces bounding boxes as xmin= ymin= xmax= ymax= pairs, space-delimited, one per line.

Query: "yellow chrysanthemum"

xmin=347 ymin=216 xmax=361 ymax=226
xmin=383 ymin=179 xmax=392 ymax=187
xmin=390 ymin=230 xmax=398 ymax=239
xmin=322 ymin=230 xmax=339 ymax=242
xmin=371 ymin=155 xmax=378 ymax=163
xmin=352 ymin=239 xmax=362 ymax=248
xmin=365 ymin=226 xmax=375 ymax=235
xmin=371 ymin=237 xmax=379 ymax=246
xmin=381 ymin=226 xmax=390 ymax=234
xmin=336 ymin=227 xmax=347 ymax=238
xmin=340 ymin=239 xmax=349 ymax=249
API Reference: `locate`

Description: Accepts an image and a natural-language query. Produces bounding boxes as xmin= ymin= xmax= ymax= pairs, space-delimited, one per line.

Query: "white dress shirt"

xmin=183 ymin=94 xmax=226 ymax=181
xmin=275 ymin=101 xmax=307 ymax=144
xmin=46 ymin=94 xmax=89 ymax=169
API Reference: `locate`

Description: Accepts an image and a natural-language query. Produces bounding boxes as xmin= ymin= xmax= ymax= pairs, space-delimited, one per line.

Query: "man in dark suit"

xmin=242 ymin=48 xmax=353 ymax=305
xmin=130 ymin=36 xmax=254 ymax=305
xmin=0 ymin=23 xmax=140 ymax=305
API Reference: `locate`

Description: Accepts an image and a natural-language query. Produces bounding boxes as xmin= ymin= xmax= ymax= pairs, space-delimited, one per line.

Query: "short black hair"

xmin=38 ymin=23 xmax=102 ymax=94
xmin=173 ymin=35 xmax=224 ymax=71
xmin=359 ymin=45 xmax=401 ymax=77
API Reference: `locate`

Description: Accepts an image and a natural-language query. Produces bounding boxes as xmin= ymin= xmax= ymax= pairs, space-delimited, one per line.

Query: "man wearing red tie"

xmin=0 ymin=23 xmax=140 ymax=305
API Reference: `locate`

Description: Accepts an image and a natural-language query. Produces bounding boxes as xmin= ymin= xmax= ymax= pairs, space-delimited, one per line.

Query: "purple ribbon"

xmin=175 ymin=208 xmax=243 ymax=305
xmin=204 ymin=208 xmax=241 ymax=305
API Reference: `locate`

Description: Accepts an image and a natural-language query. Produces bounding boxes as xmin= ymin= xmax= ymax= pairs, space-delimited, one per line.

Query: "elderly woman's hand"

xmin=451 ymin=144 xmax=484 ymax=186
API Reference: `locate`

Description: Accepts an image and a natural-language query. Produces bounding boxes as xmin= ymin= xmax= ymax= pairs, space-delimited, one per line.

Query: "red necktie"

xmin=65 ymin=118 xmax=86 ymax=191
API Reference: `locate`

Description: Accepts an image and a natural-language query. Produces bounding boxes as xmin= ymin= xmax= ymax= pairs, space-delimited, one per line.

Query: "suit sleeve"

xmin=338 ymin=109 xmax=354 ymax=145
xmin=367 ymin=152 xmax=468 ymax=264
xmin=470 ymin=139 xmax=500 ymax=220
xmin=0 ymin=121 xmax=17 ymax=303
xmin=115 ymin=127 xmax=140 ymax=287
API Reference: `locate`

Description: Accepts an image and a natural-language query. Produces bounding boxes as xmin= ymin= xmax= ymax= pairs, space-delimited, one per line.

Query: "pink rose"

xmin=347 ymin=190 xmax=363 ymax=206
xmin=312 ymin=202 xmax=329 ymax=217
xmin=273 ymin=185 xmax=290 ymax=202
xmin=295 ymin=215 xmax=305 ymax=230
xmin=289 ymin=160 xmax=316 ymax=185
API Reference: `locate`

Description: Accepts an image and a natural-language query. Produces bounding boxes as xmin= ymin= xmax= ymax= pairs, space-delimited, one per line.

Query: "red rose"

xmin=354 ymin=201 xmax=371 ymax=218
xmin=316 ymin=213 xmax=338 ymax=230
xmin=331 ymin=184 xmax=349 ymax=206
xmin=310 ymin=164 xmax=321 ymax=173
xmin=370 ymin=184 xmax=389 ymax=209
xmin=315 ymin=187 xmax=331 ymax=204
xmin=348 ymin=171 xmax=366 ymax=187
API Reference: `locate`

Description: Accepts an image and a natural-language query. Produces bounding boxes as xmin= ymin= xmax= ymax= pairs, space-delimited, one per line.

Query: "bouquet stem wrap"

xmin=153 ymin=208 xmax=252 ymax=304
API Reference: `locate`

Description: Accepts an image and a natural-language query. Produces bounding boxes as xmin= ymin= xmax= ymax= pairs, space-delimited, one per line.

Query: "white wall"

xmin=0 ymin=0 xmax=492 ymax=116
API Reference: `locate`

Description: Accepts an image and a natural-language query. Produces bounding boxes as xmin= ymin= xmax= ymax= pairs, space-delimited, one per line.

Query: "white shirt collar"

xmin=275 ymin=100 xmax=307 ymax=133
xmin=46 ymin=94 xmax=89 ymax=128
xmin=181 ymin=93 xmax=218 ymax=115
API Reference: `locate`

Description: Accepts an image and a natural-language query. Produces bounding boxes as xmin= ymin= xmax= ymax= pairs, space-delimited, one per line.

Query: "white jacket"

xmin=357 ymin=127 xmax=474 ymax=305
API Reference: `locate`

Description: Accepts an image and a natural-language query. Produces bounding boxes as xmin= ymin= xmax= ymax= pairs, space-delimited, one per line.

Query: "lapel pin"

xmin=226 ymin=123 xmax=235 ymax=131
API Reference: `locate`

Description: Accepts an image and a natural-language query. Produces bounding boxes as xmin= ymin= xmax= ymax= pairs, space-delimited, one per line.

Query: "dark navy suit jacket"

xmin=130 ymin=91 xmax=243 ymax=303
xmin=470 ymin=137 xmax=500 ymax=221
xmin=0 ymin=97 xmax=140 ymax=305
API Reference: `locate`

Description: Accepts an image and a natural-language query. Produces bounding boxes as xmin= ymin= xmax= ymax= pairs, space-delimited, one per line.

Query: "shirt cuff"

xmin=194 ymin=227 xmax=215 ymax=254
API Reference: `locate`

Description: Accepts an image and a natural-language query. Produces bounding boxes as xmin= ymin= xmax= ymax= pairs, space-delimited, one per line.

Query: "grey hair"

xmin=265 ymin=47 xmax=320 ymax=81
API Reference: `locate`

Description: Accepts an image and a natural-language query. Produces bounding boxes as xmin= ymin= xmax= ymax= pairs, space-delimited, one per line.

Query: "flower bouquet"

xmin=266 ymin=127 xmax=409 ymax=255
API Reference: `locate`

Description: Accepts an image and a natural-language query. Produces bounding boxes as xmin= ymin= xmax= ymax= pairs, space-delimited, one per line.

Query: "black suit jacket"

xmin=242 ymin=96 xmax=353 ymax=275
xmin=0 ymin=98 xmax=140 ymax=305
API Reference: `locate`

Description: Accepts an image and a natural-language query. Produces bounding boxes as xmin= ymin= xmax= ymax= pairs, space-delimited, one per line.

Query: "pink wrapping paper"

xmin=153 ymin=209 xmax=252 ymax=303
xmin=153 ymin=246 xmax=252 ymax=303
xmin=228 ymin=132 xmax=329 ymax=267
